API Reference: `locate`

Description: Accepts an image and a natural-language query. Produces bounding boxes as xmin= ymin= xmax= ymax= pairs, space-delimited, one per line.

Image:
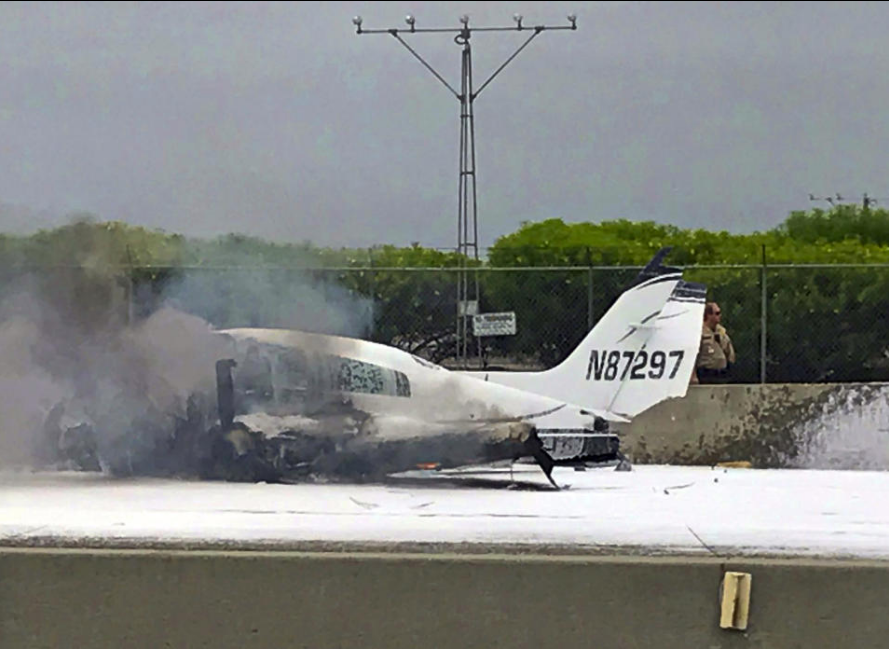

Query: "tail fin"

xmin=468 ymin=248 xmax=706 ymax=420
xmin=603 ymin=277 xmax=706 ymax=418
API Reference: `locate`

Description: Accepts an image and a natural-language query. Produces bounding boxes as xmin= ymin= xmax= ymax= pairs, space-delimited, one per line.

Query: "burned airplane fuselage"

xmin=41 ymin=331 xmax=559 ymax=484
xmin=203 ymin=349 xmax=545 ymax=483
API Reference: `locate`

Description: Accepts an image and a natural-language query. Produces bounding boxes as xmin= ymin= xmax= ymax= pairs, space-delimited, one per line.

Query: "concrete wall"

xmin=3 ymin=548 xmax=889 ymax=649
xmin=618 ymin=383 xmax=889 ymax=467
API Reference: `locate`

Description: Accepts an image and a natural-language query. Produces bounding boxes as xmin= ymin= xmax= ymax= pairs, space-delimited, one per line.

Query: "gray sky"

xmin=2 ymin=1 xmax=888 ymax=248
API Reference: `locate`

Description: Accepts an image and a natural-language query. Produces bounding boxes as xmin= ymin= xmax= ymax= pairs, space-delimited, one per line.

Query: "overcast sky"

xmin=2 ymin=1 xmax=888 ymax=248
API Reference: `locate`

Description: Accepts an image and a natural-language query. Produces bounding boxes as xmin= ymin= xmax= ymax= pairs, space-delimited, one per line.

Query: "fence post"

xmin=586 ymin=247 xmax=594 ymax=330
xmin=760 ymin=244 xmax=767 ymax=384
xmin=127 ymin=273 xmax=135 ymax=326
xmin=368 ymin=248 xmax=376 ymax=338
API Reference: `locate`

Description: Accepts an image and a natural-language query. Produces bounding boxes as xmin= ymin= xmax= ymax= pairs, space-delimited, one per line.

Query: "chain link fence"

xmin=3 ymin=262 xmax=889 ymax=383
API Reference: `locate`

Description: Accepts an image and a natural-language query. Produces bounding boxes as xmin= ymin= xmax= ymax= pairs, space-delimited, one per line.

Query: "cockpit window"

xmin=233 ymin=344 xmax=275 ymax=411
xmin=275 ymin=348 xmax=312 ymax=405
xmin=395 ymin=370 xmax=411 ymax=397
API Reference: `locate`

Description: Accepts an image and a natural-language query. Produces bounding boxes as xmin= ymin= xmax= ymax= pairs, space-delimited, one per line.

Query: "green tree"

xmin=340 ymin=245 xmax=473 ymax=362
xmin=485 ymin=216 xmax=889 ymax=381
xmin=6 ymin=209 xmax=889 ymax=383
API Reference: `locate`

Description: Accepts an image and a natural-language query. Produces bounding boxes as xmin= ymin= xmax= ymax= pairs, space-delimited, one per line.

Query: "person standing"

xmin=694 ymin=302 xmax=736 ymax=384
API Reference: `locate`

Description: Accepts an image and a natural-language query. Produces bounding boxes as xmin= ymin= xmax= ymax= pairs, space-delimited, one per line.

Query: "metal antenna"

xmin=354 ymin=13 xmax=577 ymax=367
xmin=809 ymin=193 xmax=888 ymax=209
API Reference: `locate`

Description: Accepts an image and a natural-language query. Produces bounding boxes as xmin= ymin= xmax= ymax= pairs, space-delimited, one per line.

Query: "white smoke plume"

xmin=0 ymin=261 xmax=374 ymax=472
xmin=157 ymin=268 xmax=372 ymax=337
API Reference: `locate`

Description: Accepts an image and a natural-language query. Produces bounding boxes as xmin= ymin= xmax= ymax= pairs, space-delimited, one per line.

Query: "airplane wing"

xmin=432 ymin=403 xmax=568 ymax=426
xmin=433 ymin=400 xmax=631 ymax=428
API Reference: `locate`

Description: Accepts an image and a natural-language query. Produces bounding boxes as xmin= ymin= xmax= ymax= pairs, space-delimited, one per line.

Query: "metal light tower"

xmin=354 ymin=13 xmax=577 ymax=367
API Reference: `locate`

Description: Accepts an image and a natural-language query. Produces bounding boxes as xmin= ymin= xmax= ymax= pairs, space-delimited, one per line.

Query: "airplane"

xmin=42 ymin=248 xmax=704 ymax=488
xmin=201 ymin=247 xmax=706 ymax=488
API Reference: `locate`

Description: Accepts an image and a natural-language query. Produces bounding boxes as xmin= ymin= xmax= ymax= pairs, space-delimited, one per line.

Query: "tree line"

xmin=2 ymin=206 xmax=889 ymax=382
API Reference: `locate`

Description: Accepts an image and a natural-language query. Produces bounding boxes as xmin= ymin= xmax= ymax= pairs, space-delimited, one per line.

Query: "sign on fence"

xmin=473 ymin=311 xmax=517 ymax=337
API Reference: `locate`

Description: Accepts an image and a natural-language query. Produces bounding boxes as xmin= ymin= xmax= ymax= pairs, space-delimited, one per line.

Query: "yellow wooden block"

xmin=720 ymin=571 xmax=752 ymax=630
xmin=716 ymin=461 xmax=753 ymax=469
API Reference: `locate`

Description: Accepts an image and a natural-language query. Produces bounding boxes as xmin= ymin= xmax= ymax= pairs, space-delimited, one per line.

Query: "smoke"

xmin=0 ymin=260 xmax=375 ymax=472
xmin=157 ymin=268 xmax=373 ymax=337
xmin=0 ymin=315 xmax=68 ymax=466
xmin=788 ymin=385 xmax=889 ymax=470
xmin=0 ymin=235 xmax=533 ymax=482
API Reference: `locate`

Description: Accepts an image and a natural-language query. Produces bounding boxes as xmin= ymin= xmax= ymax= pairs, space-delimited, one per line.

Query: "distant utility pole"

xmin=808 ymin=192 xmax=886 ymax=209
xmin=353 ymin=13 xmax=577 ymax=367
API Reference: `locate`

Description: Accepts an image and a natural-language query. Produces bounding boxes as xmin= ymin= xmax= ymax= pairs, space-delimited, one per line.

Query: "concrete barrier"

xmin=618 ymin=382 xmax=889 ymax=467
xmin=3 ymin=548 xmax=889 ymax=648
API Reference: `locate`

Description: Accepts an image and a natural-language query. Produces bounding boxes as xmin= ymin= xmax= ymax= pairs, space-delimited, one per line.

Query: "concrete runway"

xmin=3 ymin=464 xmax=889 ymax=558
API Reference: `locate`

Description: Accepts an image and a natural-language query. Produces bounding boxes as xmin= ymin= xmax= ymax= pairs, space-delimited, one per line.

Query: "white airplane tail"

xmin=469 ymin=248 xmax=706 ymax=420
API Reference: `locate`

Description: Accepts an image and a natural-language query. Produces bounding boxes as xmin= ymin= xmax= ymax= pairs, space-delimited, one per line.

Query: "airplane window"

xmin=262 ymin=345 xmax=410 ymax=399
xmin=395 ymin=371 xmax=411 ymax=397
xmin=336 ymin=357 xmax=385 ymax=395
xmin=278 ymin=349 xmax=309 ymax=386
xmin=275 ymin=348 xmax=312 ymax=404
xmin=233 ymin=344 xmax=275 ymax=409
xmin=321 ymin=356 xmax=410 ymax=397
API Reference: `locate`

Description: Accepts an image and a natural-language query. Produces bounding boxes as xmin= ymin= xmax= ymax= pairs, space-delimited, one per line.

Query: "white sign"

xmin=473 ymin=312 xmax=517 ymax=337
xmin=458 ymin=300 xmax=479 ymax=316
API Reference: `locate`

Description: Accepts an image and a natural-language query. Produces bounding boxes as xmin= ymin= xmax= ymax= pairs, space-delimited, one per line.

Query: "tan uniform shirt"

xmin=697 ymin=323 xmax=736 ymax=371
xmin=716 ymin=324 xmax=736 ymax=365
